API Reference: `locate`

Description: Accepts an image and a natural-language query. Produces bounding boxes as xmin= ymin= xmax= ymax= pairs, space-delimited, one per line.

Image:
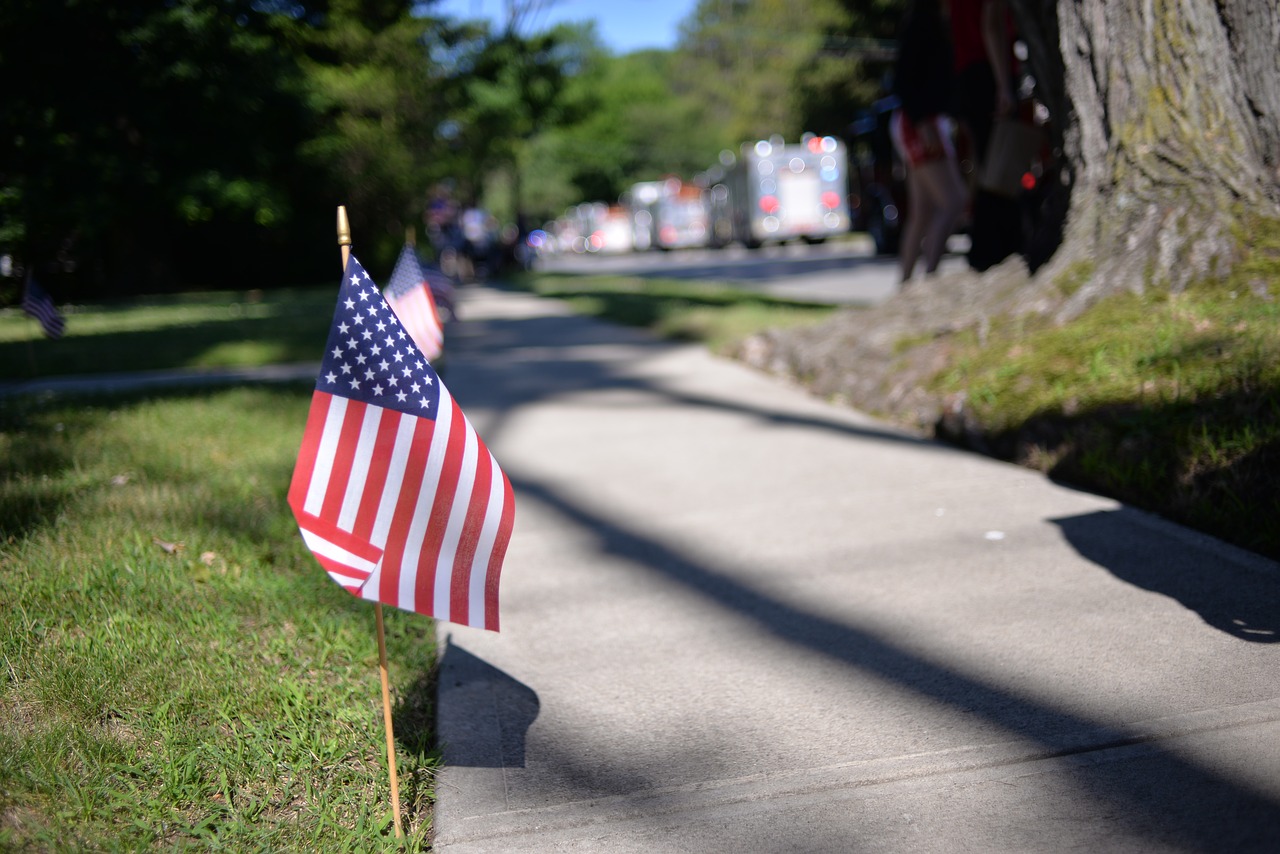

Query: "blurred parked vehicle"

xmin=591 ymin=204 xmax=635 ymax=253
xmin=624 ymin=179 xmax=711 ymax=251
xmin=847 ymin=95 xmax=905 ymax=256
xmin=705 ymin=134 xmax=852 ymax=249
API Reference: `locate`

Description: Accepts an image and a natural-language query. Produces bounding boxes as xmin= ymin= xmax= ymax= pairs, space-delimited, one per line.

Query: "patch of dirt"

xmin=734 ymin=254 xmax=1068 ymax=435
xmin=736 ymin=256 xmax=1280 ymax=562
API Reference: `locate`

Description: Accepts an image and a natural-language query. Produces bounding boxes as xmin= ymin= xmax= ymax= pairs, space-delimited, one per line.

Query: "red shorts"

xmin=890 ymin=111 xmax=957 ymax=167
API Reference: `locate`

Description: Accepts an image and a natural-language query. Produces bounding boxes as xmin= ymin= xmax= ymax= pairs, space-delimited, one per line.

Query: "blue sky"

xmin=434 ymin=0 xmax=696 ymax=53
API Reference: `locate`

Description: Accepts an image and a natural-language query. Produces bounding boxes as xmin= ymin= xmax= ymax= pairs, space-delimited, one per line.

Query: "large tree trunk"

xmin=1010 ymin=0 xmax=1280 ymax=318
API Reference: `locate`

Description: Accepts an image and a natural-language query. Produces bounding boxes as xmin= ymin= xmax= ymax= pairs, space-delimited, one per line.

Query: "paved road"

xmin=533 ymin=234 xmax=971 ymax=306
xmin=432 ymin=283 xmax=1280 ymax=852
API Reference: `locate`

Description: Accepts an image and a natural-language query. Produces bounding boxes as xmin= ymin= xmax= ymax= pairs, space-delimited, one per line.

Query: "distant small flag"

xmin=420 ymin=263 xmax=457 ymax=323
xmin=384 ymin=245 xmax=444 ymax=362
xmin=21 ymin=274 xmax=65 ymax=339
xmin=289 ymin=255 xmax=515 ymax=630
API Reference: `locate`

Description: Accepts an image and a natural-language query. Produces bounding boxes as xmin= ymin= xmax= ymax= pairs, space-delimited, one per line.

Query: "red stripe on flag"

xmin=427 ymin=290 xmax=443 ymax=329
xmin=294 ymin=508 xmax=384 ymax=581
xmin=414 ymin=398 xmax=469 ymax=614
xmin=377 ymin=414 xmax=436 ymax=608
xmin=449 ymin=443 xmax=493 ymax=621
xmin=351 ymin=408 xmax=403 ymax=541
xmin=483 ymin=470 xmax=517 ymax=631
xmin=288 ymin=392 xmax=332 ymax=512
xmin=389 ymin=285 xmax=444 ymax=361
xmin=320 ymin=399 xmax=366 ymax=522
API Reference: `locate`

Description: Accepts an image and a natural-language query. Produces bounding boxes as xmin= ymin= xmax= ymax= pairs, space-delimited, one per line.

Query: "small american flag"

xmin=384 ymin=245 xmax=444 ymax=362
xmin=288 ymin=255 xmax=514 ymax=630
xmin=21 ymin=274 xmax=65 ymax=339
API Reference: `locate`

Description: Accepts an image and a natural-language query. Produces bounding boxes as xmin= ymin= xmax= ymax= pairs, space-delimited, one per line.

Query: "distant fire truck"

xmin=706 ymin=134 xmax=851 ymax=248
xmin=625 ymin=178 xmax=710 ymax=251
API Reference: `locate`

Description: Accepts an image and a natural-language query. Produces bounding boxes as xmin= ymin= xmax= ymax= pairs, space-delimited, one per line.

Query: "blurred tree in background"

xmin=517 ymin=47 xmax=726 ymax=219
xmin=0 ymin=0 xmax=473 ymax=295
xmin=0 ymin=0 xmax=904 ymax=297
xmin=1 ymin=0 xmax=323 ymax=295
xmin=448 ymin=20 xmax=587 ymax=228
xmin=795 ymin=0 xmax=901 ymax=137
xmin=283 ymin=0 xmax=466 ymax=269
xmin=672 ymin=0 xmax=898 ymax=147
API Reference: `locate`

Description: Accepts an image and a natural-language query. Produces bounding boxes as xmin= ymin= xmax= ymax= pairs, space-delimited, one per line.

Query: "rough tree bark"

xmin=1010 ymin=0 xmax=1280 ymax=319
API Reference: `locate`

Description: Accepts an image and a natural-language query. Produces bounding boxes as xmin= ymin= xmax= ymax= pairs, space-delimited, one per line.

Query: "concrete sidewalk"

xmin=432 ymin=284 xmax=1280 ymax=852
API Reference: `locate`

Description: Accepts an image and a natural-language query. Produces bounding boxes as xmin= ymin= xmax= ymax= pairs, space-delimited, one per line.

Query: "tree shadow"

xmin=526 ymin=289 xmax=832 ymax=332
xmin=426 ymin=289 xmax=1280 ymax=844
xmin=0 ymin=381 xmax=312 ymax=544
xmin=488 ymin=472 xmax=1280 ymax=849
xmin=429 ymin=639 xmax=540 ymax=769
xmin=1052 ymin=508 xmax=1280 ymax=642
xmin=444 ymin=310 xmax=941 ymax=454
xmin=941 ymin=392 xmax=1280 ymax=562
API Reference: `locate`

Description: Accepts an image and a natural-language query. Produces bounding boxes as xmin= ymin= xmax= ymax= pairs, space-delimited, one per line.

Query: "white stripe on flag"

xmin=338 ymin=403 xmax=383 ymax=531
xmin=434 ymin=418 xmax=479 ymax=623
xmin=359 ymin=411 xmax=416 ymax=603
xmin=397 ymin=387 xmax=455 ymax=612
xmin=327 ymin=570 xmax=366 ymax=589
xmin=299 ymin=527 xmax=380 ymax=578
xmin=370 ymin=412 xmax=417 ymax=549
xmin=470 ymin=448 xmax=508 ymax=627
xmin=304 ymin=395 xmax=347 ymax=515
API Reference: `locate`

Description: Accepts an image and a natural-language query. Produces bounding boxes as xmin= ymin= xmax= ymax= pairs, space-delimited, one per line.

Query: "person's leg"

xmin=899 ymin=168 xmax=928 ymax=282
xmin=889 ymin=110 xmax=926 ymax=283
xmin=914 ymin=157 xmax=968 ymax=273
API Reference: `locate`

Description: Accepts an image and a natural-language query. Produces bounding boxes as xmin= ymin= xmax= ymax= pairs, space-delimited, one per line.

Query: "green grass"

xmin=0 ymin=287 xmax=335 ymax=381
xmin=1 ymin=387 xmax=438 ymax=850
xmin=930 ymin=275 xmax=1280 ymax=560
xmin=507 ymin=272 xmax=838 ymax=353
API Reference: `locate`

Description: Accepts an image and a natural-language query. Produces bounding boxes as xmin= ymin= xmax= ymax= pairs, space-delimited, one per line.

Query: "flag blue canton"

xmin=384 ymin=245 xmax=425 ymax=300
xmin=317 ymin=256 xmax=441 ymax=419
xmin=21 ymin=275 xmax=65 ymax=339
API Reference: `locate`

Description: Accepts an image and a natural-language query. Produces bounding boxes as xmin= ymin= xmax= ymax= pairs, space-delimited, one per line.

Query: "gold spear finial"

xmin=337 ymin=206 xmax=352 ymax=268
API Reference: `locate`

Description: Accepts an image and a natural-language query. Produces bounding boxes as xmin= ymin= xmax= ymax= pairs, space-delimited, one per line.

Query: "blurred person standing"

xmin=890 ymin=0 xmax=968 ymax=283
xmin=948 ymin=0 xmax=1021 ymax=270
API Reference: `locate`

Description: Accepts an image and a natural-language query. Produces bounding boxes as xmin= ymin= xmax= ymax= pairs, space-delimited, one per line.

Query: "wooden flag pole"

xmin=374 ymin=604 xmax=403 ymax=838
xmin=405 ymin=224 xmax=416 ymax=248
xmin=337 ymin=205 xmax=404 ymax=839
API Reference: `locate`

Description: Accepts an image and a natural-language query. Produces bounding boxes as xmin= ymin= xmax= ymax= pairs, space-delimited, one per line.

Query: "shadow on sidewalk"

xmin=439 ymin=291 xmax=1280 ymax=847
xmin=498 ymin=473 xmax=1280 ymax=850
xmin=434 ymin=640 xmax=540 ymax=769
xmin=1053 ymin=509 xmax=1279 ymax=643
xmin=446 ymin=311 xmax=942 ymax=455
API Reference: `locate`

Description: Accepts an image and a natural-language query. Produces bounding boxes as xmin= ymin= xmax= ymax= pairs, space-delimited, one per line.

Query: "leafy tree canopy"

xmin=1 ymin=0 xmax=904 ymax=294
